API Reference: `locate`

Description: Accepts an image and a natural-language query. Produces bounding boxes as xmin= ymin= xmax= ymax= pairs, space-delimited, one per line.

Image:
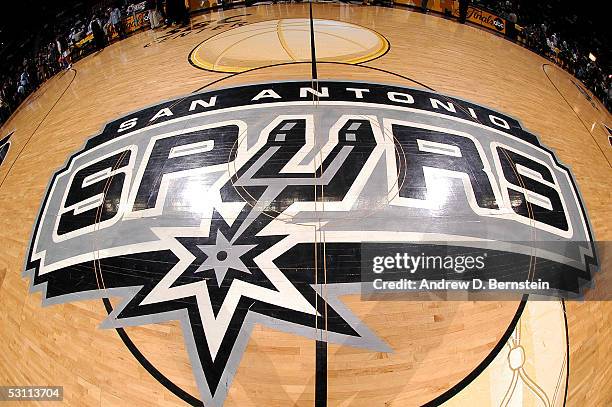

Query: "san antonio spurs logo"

xmin=24 ymin=81 xmax=596 ymax=406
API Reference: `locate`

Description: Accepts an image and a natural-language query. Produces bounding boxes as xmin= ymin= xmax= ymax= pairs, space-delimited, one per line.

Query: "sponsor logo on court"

xmin=456 ymin=6 xmax=506 ymax=33
xmin=24 ymin=81 xmax=596 ymax=406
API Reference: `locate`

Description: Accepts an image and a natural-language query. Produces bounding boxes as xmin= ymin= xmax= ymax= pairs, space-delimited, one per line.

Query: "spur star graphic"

xmin=195 ymin=231 xmax=257 ymax=287
xmin=94 ymin=225 xmax=391 ymax=405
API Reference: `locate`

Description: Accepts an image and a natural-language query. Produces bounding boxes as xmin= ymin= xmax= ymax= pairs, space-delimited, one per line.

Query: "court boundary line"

xmin=0 ymin=68 xmax=77 ymax=193
xmin=308 ymin=5 xmax=329 ymax=405
xmin=422 ymin=297 xmax=528 ymax=406
xmin=102 ymin=298 xmax=204 ymax=406
xmin=541 ymin=63 xmax=611 ymax=168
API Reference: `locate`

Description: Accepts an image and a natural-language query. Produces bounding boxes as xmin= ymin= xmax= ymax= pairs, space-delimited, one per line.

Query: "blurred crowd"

xmin=1 ymin=0 xmax=610 ymax=124
xmin=520 ymin=23 xmax=609 ymax=108
xmin=0 ymin=0 xmax=190 ymax=123
xmin=474 ymin=0 xmax=610 ymax=110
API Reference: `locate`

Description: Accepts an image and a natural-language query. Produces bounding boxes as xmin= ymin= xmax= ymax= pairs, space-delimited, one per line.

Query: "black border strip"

xmin=309 ymin=1 xmax=318 ymax=80
xmin=310 ymin=5 xmax=326 ymax=404
xmin=562 ymin=299 xmax=569 ymax=406
xmin=0 ymin=131 xmax=13 ymax=167
xmin=315 ymin=340 xmax=328 ymax=407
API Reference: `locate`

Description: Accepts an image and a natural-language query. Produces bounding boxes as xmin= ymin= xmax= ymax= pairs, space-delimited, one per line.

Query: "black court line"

xmin=309 ymin=1 xmax=318 ymax=80
xmin=422 ymin=297 xmax=528 ymax=406
xmin=562 ymin=299 xmax=569 ymax=406
xmin=541 ymin=64 xmax=611 ymax=168
xmin=102 ymin=298 xmax=204 ymax=406
xmin=309 ymin=3 xmax=327 ymax=406
xmin=0 ymin=69 xmax=68 ymax=127
xmin=315 ymin=338 xmax=328 ymax=407
xmin=0 ymin=68 xmax=77 ymax=193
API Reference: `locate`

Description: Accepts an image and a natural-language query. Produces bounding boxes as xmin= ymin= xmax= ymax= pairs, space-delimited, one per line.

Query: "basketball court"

xmin=0 ymin=3 xmax=610 ymax=406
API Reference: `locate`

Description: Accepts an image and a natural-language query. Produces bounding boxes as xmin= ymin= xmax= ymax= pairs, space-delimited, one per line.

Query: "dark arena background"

xmin=0 ymin=1 xmax=610 ymax=406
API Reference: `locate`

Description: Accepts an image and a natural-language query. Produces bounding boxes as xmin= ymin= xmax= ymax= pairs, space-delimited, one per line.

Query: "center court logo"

xmin=24 ymin=81 xmax=596 ymax=406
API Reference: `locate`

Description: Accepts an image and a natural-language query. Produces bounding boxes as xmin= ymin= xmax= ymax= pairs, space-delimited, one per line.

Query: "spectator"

xmin=147 ymin=0 xmax=163 ymax=29
xmin=459 ymin=0 xmax=470 ymax=24
xmin=507 ymin=12 xmax=517 ymax=41
xmin=19 ymin=69 xmax=29 ymax=93
xmin=3 ymin=0 xmax=608 ymax=128
xmin=89 ymin=15 xmax=107 ymax=50
xmin=109 ymin=6 xmax=124 ymax=39
xmin=56 ymin=35 xmax=71 ymax=69
xmin=156 ymin=0 xmax=167 ymax=22
xmin=166 ymin=0 xmax=190 ymax=26
xmin=17 ymin=83 xmax=25 ymax=100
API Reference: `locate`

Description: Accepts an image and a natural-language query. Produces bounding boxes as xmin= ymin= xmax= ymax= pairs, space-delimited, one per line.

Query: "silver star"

xmin=196 ymin=232 xmax=257 ymax=286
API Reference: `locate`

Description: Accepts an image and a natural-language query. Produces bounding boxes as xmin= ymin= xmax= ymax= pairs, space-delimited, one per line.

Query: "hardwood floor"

xmin=0 ymin=4 xmax=609 ymax=406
